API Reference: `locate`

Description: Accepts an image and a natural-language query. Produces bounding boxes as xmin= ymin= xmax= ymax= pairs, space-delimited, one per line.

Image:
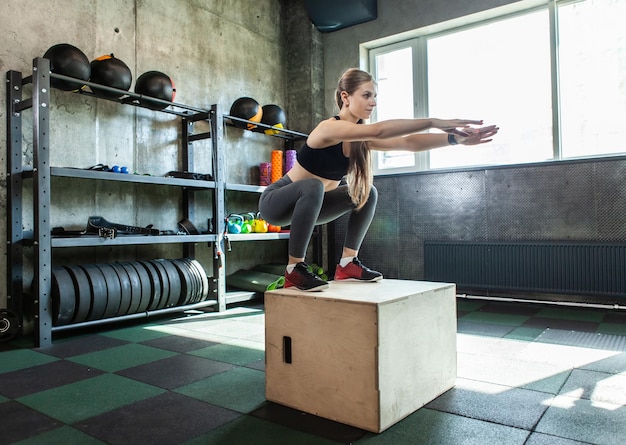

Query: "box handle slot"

xmin=283 ymin=336 xmax=292 ymax=364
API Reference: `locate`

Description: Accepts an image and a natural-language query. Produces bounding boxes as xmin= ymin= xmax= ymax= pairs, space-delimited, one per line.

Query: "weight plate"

xmin=110 ymin=263 xmax=133 ymax=316
xmin=154 ymin=259 xmax=182 ymax=308
xmin=95 ymin=264 xmax=122 ymax=318
xmin=171 ymin=259 xmax=192 ymax=305
xmin=180 ymin=258 xmax=201 ymax=303
xmin=51 ymin=266 xmax=76 ymax=326
xmin=148 ymin=260 xmax=170 ymax=310
xmin=80 ymin=264 xmax=108 ymax=321
xmin=163 ymin=259 xmax=183 ymax=307
xmin=127 ymin=261 xmax=152 ymax=313
xmin=117 ymin=262 xmax=142 ymax=315
xmin=0 ymin=308 xmax=20 ymax=342
xmin=137 ymin=261 xmax=162 ymax=311
xmin=190 ymin=259 xmax=209 ymax=302
xmin=65 ymin=265 xmax=91 ymax=323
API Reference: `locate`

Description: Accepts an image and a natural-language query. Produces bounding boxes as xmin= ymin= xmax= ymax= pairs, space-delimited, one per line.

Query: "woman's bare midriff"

xmin=286 ymin=161 xmax=341 ymax=192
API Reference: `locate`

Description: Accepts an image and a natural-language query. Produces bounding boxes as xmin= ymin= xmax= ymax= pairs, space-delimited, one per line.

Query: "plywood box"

xmin=264 ymin=279 xmax=457 ymax=433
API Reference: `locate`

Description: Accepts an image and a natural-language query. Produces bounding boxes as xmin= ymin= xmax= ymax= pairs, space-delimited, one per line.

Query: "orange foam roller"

xmin=271 ymin=150 xmax=283 ymax=183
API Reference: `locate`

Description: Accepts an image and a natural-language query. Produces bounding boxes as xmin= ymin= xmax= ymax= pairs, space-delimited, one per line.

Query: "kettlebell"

xmin=267 ymin=223 xmax=281 ymax=233
xmin=252 ymin=212 xmax=269 ymax=233
xmin=241 ymin=213 xmax=254 ymax=234
xmin=226 ymin=214 xmax=244 ymax=234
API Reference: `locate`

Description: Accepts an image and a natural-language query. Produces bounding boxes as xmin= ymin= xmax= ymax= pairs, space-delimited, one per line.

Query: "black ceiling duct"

xmin=304 ymin=0 xmax=377 ymax=33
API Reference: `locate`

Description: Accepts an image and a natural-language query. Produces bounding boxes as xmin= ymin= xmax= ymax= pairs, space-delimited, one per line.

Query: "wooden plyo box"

xmin=264 ymin=279 xmax=457 ymax=433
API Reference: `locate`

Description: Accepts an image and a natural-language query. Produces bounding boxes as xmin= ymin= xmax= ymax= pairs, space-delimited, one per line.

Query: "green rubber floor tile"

xmin=17 ymin=373 xmax=164 ymax=424
xmin=597 ymin=322 xmax=626 ymax=336
xmin=0 ymin=349 xmax=58 ymax=374
xmin=68 ymin=343 xmax=177 ymax=372
xmin=357 ymin=408 xmax=529 ymax=445
xmin=505 ymin=327 xmax=546 ymax=341
xmin=101 ymin=324 xmax=171 ymax=342
xmin=460 ymin=311 xmax=530 ymax=327
xmin=535 ymin=308 xmax=604 ymax=323
xmin=456 ymin=300 xmax=486 ymax=312
xmin=176 ymin=366 xmax=265 ymax=413
xmin=189 ymin=342 xmax=265 ymax=366
xmin=14 ymin=425 xmax=106 ymax=445
xmin=183 ymin=415 xmax=338 ymax=445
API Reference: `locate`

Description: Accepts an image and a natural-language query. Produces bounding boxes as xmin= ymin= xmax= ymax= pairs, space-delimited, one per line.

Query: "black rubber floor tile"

xmin=36 ymin=334 xmax=129 ymax=358
xmin=456 ymin=320 xmax=515 ymax=337
xmin=521 ymin=317 xmax=599 ymax=333
xmin=478 ymin=302 xmax=542 ymax=316
xmin=426 ymin=379 xmax=550 ymax=430
xmin=0 ymin=400 xmax=62 ymax=444
xmin=116 ymin=354 xmax=234 ymax=390
xmin=0 ymin=359 xmax=104 ymax=398
xmin=602 ymin=311 xmax=626 ymax=324
xmin=140 ymin=334 xmax=219 ymax=353
xmin=74 ymin=391 xmax=240 ymax=445
xmin=525 ymin=431 xmax=590 ymax=445
xmin=250 ymin=401 xmax=368 ymax=444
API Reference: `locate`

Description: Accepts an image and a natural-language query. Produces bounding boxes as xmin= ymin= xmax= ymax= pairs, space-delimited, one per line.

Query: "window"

xmin=558 ymin=0 xmax=626 ymax=158
xmin=369 ymin=0 xmax=626 ymax=174
xmin=373 ymin=45 xmax=418 ymax=171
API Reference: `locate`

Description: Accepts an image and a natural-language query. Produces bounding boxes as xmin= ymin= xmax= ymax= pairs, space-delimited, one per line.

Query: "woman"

xmin=259 ymin=68 xmax=498 ymax=291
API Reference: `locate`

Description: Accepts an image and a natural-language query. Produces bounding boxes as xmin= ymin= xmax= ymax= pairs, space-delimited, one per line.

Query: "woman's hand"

xmin=455 ymin=125 xmax=499 ymax=145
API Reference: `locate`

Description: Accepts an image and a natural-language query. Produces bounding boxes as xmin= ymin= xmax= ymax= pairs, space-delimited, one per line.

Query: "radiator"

xmin=424 ymin=241 xmax=626 ymax=298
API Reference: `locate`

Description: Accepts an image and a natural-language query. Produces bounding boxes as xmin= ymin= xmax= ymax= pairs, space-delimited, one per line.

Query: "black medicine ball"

xmin=89 ymin=54 xmax=132 ymax=98
xmin=259 ymin=104 xmax=286 ymax=135
xmin=134 ymin=70 xmax=176 ymax=110
xmin=230 ymin=97 xmax=262 ymax=130
xmin=43 ymin=43 xmax=91 ymax=91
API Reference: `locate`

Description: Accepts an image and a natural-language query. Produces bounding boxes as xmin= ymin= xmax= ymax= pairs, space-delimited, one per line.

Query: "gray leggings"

xmin=258 ymin=175 xmax=378 ymax=259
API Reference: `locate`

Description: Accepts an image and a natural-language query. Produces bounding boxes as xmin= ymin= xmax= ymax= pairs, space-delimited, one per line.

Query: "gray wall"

xmin=322 ymin=0 xmax=626 ymax=291
xmin=2 ymin=0 xmax=621 ymax=305
xmin=333 ymin=157 xmax=626 ymax=283
xmin=320 ymin=0 xmax=516 ymax=115
xmin=0 ymin=0 xmax=320 ymax=307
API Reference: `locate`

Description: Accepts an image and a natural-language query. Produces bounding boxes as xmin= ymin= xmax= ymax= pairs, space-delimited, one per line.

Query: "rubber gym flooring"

xmin=2 ymin=297 xmax=626 ymax=444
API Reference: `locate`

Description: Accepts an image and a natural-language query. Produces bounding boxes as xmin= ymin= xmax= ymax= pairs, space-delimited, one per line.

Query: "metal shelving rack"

xmin=5 ymin=58 xmax=318 ymax=346
xmin=221 ymin=115 xmax=324 ymax=303
xmin=221 ymin=115 xmax=306 ymax=303
xmin=5 ymin=57 xmax=224 ymax=346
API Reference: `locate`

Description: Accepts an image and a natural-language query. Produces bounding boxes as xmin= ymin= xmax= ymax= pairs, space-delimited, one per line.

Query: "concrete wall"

xmin=0 ymin=0 xmax=319 ymax=307
xmin=319 ymin=0 xmax=626 ymax=302
xmin=320 ymin=0 xmax=516 ymax=113
xmin=0 ymin=0 xmax=584 ymax=308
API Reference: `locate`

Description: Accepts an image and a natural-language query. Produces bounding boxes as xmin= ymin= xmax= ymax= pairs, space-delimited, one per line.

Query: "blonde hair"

xmin=335 ymin=68 xmax=374 ymax=210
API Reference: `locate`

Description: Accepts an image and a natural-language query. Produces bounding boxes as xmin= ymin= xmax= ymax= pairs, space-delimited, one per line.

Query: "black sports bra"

xmin=297 ymin=117 xmax=349 ymax=180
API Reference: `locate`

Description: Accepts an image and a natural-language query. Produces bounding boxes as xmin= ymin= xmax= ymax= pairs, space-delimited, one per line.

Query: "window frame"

xmin=365 ymin=0 xmax=623 ymax=176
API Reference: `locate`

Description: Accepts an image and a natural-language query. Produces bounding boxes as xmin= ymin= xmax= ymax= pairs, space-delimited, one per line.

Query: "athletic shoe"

xmin=284 ymin=262 xmax=329 ymax=291
xmin=334 ymin=257 xmax=383 ymax=282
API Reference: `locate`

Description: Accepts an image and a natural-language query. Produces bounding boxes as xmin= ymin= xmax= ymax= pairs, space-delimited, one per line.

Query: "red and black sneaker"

xmin=334 ymin=257 xmax=383 ymax=282
xmin=285 ymin=262 xmax=329 ymax=291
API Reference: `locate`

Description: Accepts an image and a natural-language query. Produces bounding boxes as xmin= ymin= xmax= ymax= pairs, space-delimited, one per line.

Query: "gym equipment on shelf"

xmin=0 ymin=308 xmax=20 ymax=342
xmin=43 ymin=43 xmax=91 ymax=91
xmin=229 ymin=97 xmax=262 ymax=130
xmin=89 ymin=54 xmax=132 ymax=98
xmin=258 ymin=104 xmax=286 ymax=135
xmin=134 ymin=70 xmax=176 ymax=110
